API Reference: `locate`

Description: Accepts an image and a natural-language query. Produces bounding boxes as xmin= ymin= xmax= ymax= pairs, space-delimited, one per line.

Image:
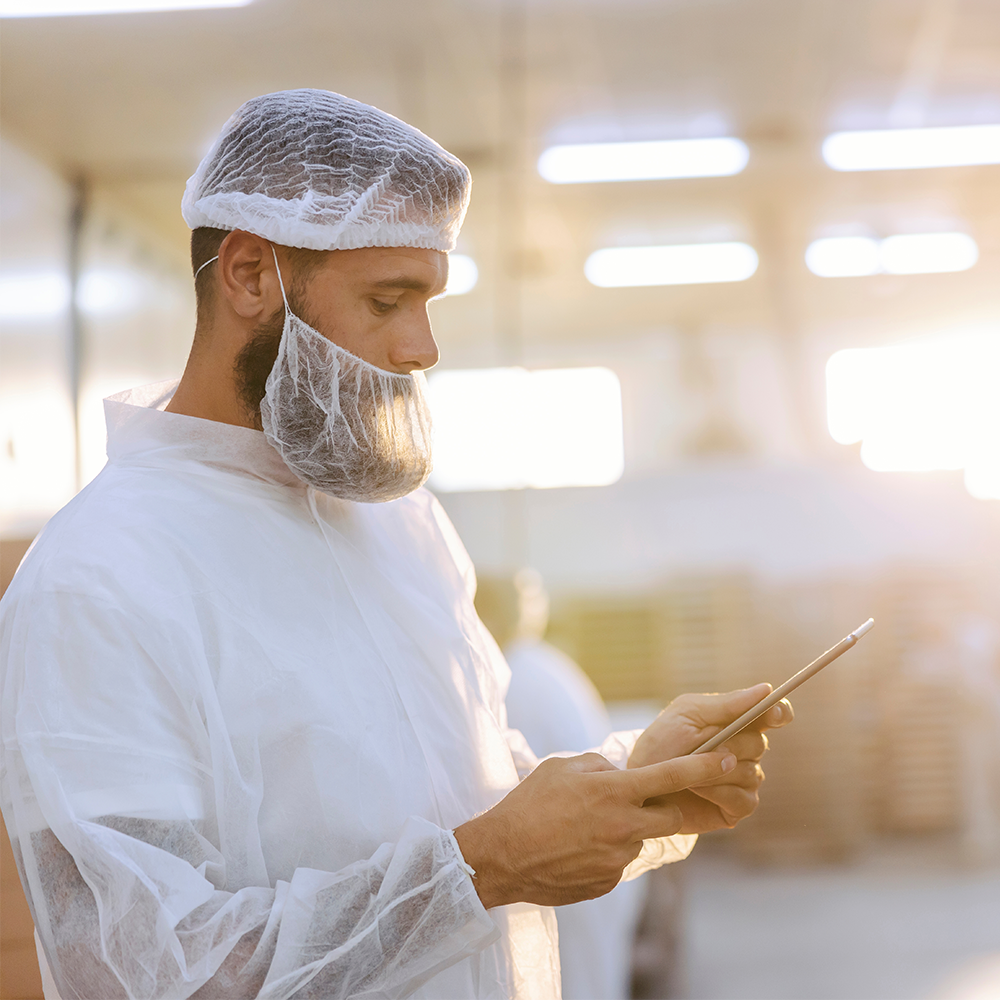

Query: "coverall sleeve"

xmin=0 ymin=590 xmax=497 ymax=1000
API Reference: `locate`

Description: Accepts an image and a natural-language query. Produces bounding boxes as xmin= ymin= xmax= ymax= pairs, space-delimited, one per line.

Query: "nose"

xmin=389 ymin=306 xmax=440 ymax=372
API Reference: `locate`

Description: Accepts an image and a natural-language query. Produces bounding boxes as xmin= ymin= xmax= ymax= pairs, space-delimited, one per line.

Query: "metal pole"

xmin=496 ymin=0 xmax=530 ymax=568
xmin=68 ymin=176 xmax=87 ymax=493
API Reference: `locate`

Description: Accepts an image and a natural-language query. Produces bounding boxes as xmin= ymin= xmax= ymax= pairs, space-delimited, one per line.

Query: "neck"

xmin=166 ymin=323 xmax=256 ymax=429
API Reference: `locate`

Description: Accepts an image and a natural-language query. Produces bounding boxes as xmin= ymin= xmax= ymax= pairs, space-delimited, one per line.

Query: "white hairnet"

xmin=181 ymin=89 xmax=471 ymax=252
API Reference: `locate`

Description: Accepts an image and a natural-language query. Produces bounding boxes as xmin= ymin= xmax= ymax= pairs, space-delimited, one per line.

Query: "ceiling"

xmin=6 ymin=0 xmax=1000 ymax=227
xmin=4 ymin=0 xmax=1000 ymax=434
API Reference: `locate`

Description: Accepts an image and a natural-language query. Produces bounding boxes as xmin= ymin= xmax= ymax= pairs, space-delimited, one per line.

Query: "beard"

xmin=233 ymin=307 xmax=284 ymax=431
xmin=236 ymin=300 xmax=433 ymax=502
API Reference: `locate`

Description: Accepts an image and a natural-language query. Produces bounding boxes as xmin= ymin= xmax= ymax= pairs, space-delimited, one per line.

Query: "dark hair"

xmin=190 ymin=227 xmax=330 ymax=326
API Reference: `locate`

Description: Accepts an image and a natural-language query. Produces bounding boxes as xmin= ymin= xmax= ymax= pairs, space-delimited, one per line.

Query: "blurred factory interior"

xmin=3 ymin=0 xmax=1000 ymax=997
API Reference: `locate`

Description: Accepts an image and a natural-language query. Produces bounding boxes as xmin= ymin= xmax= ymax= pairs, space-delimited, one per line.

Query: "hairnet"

xmin=181 ymin=89 xmax=472 ymax=252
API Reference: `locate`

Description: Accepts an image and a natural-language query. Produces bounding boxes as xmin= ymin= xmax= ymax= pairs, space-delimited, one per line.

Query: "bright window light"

xmin=806 ymin=233 xmax=978 ymax=277
xmin=826 ymin=329 xmax=1000 ymax=499
xmin=427 ymin=366 xmax=624 ymax=491
xmin=444 ymin=254 xmax=478 ymax=296
xmin=78 ymin=268 xmax=146 ymax=315
xmin=0 ymin=272 xmax=70 ymax=321
xmin=822 ymin=124 xmax=1000 ymax=172
xmin=538 ymin=138 xmax=749 ymax=184
xmin=585 ymin=242 xmax=758 ymax=288
xmin=0 ymin=0 xmax=250 ymax=15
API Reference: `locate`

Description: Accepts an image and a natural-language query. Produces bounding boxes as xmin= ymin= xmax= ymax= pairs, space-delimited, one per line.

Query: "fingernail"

xmin=721 ymin=754 xmax=737 ymax=773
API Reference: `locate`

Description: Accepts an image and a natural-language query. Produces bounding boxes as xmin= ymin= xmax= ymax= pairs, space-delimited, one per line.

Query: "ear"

xmin=216 ymin=230 xmax=286 ymax=321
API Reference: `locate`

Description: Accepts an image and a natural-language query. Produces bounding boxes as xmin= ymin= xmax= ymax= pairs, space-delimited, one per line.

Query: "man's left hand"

xmin=627 ymin=685 xmax=794 ymax=834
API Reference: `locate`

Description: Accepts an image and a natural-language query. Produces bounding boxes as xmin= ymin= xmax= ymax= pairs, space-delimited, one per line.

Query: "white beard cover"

xmin=260 ymin=250 xmax=433 ymax=503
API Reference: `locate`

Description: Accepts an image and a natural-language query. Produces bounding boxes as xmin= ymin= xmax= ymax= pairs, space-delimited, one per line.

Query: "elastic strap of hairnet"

xmin=269 ymin=244 xmax=291 ymax=311
xmin=194 ymin=255 xmax=218 ymax=280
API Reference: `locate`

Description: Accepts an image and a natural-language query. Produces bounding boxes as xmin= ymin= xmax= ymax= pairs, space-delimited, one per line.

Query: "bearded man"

xmin=0 ymin=90 xmax=791 ymax=1000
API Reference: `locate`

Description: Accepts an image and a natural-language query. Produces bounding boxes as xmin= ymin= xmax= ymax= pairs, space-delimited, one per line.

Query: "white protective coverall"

xmin=0 ymin=382 xmax=695 ymax=1000
xmin=504 ymin=639 xmax=648 ymax=1000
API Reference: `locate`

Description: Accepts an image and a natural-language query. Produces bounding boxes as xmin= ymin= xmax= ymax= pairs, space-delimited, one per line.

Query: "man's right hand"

xmin=453 ymin=749 xmax=736 ymax=909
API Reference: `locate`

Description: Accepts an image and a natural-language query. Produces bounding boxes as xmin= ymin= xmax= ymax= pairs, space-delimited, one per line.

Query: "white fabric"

xmin=504 ymin=640 xmax=649 ymax=1000
xmin=181 ymin=89 xmax=471 ymax=253
xmin=260 ymin=247 xmax=432 ymax=502
xmin=0 ymin=382 xmax=693 ymax=999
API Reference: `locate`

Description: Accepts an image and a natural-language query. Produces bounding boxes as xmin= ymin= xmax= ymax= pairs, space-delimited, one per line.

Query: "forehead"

xmin=319 ymin=246 xmax=448 ymax=292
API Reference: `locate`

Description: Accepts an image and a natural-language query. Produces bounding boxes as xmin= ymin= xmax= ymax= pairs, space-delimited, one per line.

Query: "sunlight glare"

xmin=826 ymin=330 xmax=1000 ymax=497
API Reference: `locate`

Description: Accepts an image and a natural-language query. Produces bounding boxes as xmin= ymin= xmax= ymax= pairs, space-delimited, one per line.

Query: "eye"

xmin=370 ymin=298 xmax=398 ymax=315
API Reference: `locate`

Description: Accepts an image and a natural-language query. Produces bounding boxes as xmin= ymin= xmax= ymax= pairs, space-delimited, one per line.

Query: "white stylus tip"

xmin=851 ymin=618 xmax=875 ymax=639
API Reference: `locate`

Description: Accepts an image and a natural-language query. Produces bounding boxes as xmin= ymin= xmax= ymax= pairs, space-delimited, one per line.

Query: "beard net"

xmin=260 ymin=250 xmax=433 ymax=503
xmin=181 ymin=89 xmax=471 ymax=252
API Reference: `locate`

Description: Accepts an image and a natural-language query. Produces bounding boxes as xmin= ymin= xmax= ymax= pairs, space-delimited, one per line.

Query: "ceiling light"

xmin=879 ymin=233 xmax=978 ymax=274
xmin=443 ymin=254 xmax=478 ymax=297
xmin=538 ymin=138 xmax=749 ymax=184
xmin=585 ymin=242 xmax=758 ymax=288
xmin=805 ymin=233 xmax=977 ymax=277
xmin=805 ymin=237 xmax=881 ymax=277
xmin=427 ymin=367 xmax=624 ymax=491
xmin=822 ymin=124 xmax=1000 ymax=172
xmin=0 ymin=0 xmax=250 ymax=15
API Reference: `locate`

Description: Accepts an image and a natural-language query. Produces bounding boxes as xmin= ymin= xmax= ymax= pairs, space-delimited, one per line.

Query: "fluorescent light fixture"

xmin=805 ymin=237 xmax=881 ymax=277
xmin=585 ymin=242 xmax=758 ymax=288
xmin=427 ymin=366 xmax=624 ymax=492
xmin=822 ymin=124 xmax=1000 ymax=172
xmin=444 ymin=254 xmax=478 ymax=297
xmin=806 ymin=233 xmax=978 ymax=277
xmin=0 ymin=272 xmax=70 ymax=321
xmin=879 ymin=233 xmax=978 ymax=274
xmin=538 ymin=137 xmax=749 ymax=184
xmin=826 ymin=329 xmax=1000 ymax=499
xmin=0 ymin=0 xmax=250 ymax=15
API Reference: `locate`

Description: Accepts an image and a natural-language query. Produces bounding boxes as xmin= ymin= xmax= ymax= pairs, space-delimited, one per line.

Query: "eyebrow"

xmin=370 ymin=276 xmax=439 ymax=293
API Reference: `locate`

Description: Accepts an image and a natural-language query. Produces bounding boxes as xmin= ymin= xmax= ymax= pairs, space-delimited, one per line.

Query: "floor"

xmin=680 ymin=840 xmax=1000 ymax=1000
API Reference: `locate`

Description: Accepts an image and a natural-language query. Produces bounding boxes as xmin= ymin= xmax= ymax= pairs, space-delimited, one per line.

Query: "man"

xmin=0 ymin=90 xmax=791 ymax=999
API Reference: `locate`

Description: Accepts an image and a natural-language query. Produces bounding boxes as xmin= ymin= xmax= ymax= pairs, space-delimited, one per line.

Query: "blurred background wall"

xmin=3 ymin=2 xmax=1000 ymax=998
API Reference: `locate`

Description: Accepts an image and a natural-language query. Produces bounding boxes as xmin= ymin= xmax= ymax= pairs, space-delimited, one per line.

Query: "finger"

xmin=620 ymin=751 xmax=737 ymax=802
xmin=688 ymin=759 xmax=763 ymax=790
xmin=715 ymin=730 xmax=768 ymax=762
xmin=634 ymin=799 xmax=684 ymax=840
xmin=689 ymin=760 xmax=764 ymax=792
xmin=689 ymin=781 xmax=760 ymax=823
xmin=674 ymin=685 xmax=773 ymax=728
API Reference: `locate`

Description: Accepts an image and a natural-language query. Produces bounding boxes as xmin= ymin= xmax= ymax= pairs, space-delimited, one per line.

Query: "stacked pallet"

xmin=871 ymin=566 xmax=970 ymax=835
xmin=657 ymin=575 xmax=757 ymax=700
xmin=546 ymin=596 xmax=665 ymax=702
xmin=726 ymin=579 xmax=873 ymax=863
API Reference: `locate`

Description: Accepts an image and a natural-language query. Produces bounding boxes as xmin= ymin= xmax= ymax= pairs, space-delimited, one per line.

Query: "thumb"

xmin=618 ymin=751 xmax=737 ymax=803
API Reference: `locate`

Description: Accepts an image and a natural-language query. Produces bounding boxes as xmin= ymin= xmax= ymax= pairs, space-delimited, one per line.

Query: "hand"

xmin=628 ymin=685 xmax=794 ymax=834
xmin=454 ymin=749 xmax=737 ymax=909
